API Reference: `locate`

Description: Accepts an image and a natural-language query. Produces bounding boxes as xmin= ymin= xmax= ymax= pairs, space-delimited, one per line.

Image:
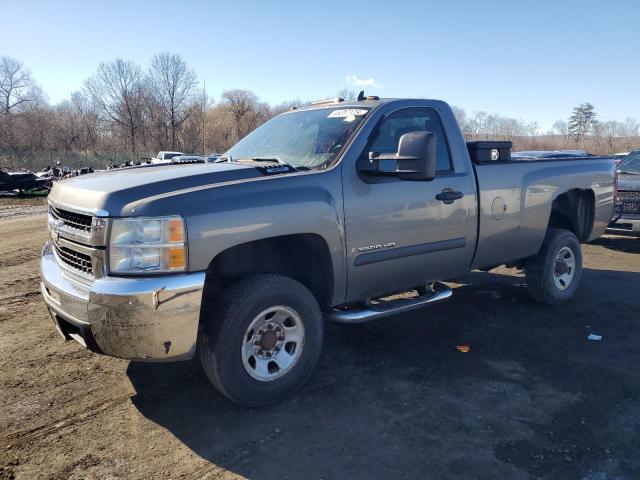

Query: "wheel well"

xmin=547 ymin=189 xmax=595 ymax=242
xmin=203 ymin=234 xmax=334 ymax=310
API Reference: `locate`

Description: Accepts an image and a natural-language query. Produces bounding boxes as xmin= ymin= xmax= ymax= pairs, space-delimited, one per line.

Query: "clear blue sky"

xmin=2 ymin=0 xmax=639 ymax=130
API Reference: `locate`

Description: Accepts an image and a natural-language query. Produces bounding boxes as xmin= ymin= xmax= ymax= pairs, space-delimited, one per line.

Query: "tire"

xmin=198 ymin=274 xmax=323 ymax=407
xmin=525 ymin=228 xmax=583 ymax=304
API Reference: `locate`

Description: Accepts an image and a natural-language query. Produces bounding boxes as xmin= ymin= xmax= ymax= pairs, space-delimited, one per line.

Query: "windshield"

xmin=618 ymin=151 xmax=640 ymax=174
xmin=226 ymin=107 xmax=370 ymax=169
xmin=164 ymin=153 xmax=183 ymax=160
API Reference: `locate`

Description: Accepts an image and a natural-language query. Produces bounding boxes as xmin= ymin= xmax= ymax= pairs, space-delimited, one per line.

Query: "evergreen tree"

xmin=568 ymin=103 xmax=596 ymax=148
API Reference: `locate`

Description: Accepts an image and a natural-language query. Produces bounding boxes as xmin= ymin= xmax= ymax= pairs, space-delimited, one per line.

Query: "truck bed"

xmin=470 ymin=156 xmax=615 ymax=270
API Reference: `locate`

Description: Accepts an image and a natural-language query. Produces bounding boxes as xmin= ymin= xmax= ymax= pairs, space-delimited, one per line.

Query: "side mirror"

xmin=368 ymin=131 xmax=437 ymax=180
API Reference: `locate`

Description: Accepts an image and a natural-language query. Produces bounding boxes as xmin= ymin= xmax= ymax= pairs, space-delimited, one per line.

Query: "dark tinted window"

xmin=364 ymin=107 xmax=452 ymax=172
xmin=619 ymin=151 xmax=640 ymax=174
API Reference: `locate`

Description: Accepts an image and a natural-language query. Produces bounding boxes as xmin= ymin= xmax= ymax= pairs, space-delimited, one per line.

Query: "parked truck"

xmin=41 ymin=97 xmax=615 ymax=406
xmin=151 ymin=151 xmax=184 ymax=164
xmin=609 ymin=150 xmax=640 ymax=234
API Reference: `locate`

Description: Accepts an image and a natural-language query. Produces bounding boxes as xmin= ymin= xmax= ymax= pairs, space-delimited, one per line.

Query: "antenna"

xmin=357 ymin=90 xmax=365 ymax=101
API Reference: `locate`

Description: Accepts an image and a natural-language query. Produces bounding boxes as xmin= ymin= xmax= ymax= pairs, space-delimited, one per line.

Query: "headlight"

xmin=108 ymin=216 xmax=187 ymax=274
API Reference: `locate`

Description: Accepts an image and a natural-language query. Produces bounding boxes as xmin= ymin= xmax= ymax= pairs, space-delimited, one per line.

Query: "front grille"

xmin=54 ymin=244 xmax=94 ymax=276
xmin=618 ymin=191 xmax=640 ymax=215
xmin=50 ymin=206 xmax=92 ymax=232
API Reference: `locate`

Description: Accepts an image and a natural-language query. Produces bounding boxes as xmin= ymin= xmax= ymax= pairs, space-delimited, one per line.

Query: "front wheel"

xmin=198 ymin=274 xmax=323 ymax=407
xmin=525 ymin=228 xmax=583 ymax=304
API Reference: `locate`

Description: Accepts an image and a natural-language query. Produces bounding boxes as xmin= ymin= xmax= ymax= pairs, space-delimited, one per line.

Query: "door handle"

xmin=435 ymin=189 xmax=464 ymax=204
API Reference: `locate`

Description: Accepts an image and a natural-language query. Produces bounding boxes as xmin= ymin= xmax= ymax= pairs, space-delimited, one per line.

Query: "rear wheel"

xmin=525 ymin=228 xmax=582 ymax=304
xmin=198 ymin=274 xmax=323 ymax=407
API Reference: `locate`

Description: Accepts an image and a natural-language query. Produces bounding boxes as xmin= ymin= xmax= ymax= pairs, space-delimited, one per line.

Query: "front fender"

xmin=130 ymin=169 xmax=347 ymax=305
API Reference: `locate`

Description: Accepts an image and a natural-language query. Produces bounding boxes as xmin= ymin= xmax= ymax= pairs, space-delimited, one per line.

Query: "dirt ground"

xmin=1 ymin=203 xmax=639 ymax=480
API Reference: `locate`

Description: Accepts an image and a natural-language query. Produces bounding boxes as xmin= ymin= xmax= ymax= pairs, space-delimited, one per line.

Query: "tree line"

xmin=1 ymin=54 xmax=638 ymax=171
xmin=454 ymin=103 xmax=639 ymax=154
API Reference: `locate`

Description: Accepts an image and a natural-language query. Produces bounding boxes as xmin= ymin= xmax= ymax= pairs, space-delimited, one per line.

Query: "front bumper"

xmin=608 ymin=213 xmax=640 ymax=235
xmin=40 ymin=241 xmax=205 ymax=361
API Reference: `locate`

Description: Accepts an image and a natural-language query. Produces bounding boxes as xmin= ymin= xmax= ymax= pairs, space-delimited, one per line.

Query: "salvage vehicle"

xmin=0 ymin=168 xmax=51 ymax=194
xmin=151 ymin=151 xmax=184 ymax=164
xmin=609 ymin=150 xmax=640 ymax=234
xmin=170 ymin=155 xmax=206 ymax=164
xmin=40 ymin=97 xmax=615 ymax=406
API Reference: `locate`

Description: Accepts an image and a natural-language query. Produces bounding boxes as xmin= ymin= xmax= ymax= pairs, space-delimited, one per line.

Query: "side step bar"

xmin=326 ymin=281 xmax=452 ymax=324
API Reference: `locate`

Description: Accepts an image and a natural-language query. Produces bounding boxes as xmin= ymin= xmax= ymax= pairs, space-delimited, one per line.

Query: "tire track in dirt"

xmin=1 ymin=394 xmax=132 ymax=446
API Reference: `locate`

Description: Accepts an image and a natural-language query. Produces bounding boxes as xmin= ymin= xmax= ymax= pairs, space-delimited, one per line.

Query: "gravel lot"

xmin=1 ymin=203 xmax=639 ymax=480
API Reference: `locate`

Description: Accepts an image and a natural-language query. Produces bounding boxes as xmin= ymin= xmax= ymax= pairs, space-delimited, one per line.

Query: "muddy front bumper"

xmin=608 ymin=214 xmax=640 ymax=234
xmin=40 ymin=241 xmax=205 ymax=361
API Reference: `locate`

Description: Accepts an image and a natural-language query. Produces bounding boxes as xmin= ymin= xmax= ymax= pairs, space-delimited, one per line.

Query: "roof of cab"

xmin=288 ymin=97 xmax=455 ymax=114
xmin=292 ymin=97 xmax=394 ymax=112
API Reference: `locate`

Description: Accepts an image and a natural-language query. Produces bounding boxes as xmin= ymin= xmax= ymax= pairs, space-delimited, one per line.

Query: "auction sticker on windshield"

xmin=328 ymin=109 xmax=368 ymax=122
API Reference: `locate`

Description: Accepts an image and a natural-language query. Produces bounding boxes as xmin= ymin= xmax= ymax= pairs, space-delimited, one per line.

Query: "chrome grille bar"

xmin=618 ymin=190 xmax=640 ymax=215
xmin=47 ymin=202 xmax=109 ymax=247
xmin=54 ymin=244 xmax=94 ymax=276
xmin=50 ymin=206 xmax=92 ymax=232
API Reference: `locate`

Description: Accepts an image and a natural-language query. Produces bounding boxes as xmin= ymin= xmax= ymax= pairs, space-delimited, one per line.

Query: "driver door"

xmin=342 ymin=107 xmax=477 ymax=302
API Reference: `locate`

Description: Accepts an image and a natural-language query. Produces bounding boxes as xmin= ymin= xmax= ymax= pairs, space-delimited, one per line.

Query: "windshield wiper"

xmin=238 ymin=157 xmax=301 ymax=171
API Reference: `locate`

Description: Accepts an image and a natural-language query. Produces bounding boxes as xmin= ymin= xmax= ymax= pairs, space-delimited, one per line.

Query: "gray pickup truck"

xmin=41 ymin=97 xmax=615 ymax=406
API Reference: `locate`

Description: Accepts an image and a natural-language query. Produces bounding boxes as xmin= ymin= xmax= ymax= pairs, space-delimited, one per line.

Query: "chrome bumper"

xmin=608 ymin=215 xmax=640 ymax=234
xmin=40 ymin=241 xmax=205 ymax=361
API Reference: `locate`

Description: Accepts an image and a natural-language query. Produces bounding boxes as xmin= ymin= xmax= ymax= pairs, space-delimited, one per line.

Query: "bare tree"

xmin=527 ymin=121 xmax=540 ymax=146
xmin=469 ymin=111 xmax=488 ymax=139
xmin=54 ymin=100 xmax=83 ymax=152
xmin=148 ymin=53 xmax=197 ymax=150
xmin=451 ymin=106 xmax=471 ymax=137
xmin=0 ymin=57 xmax=45 ymax=169
xmin=552 ymin=120 xmax=569 ymax=140
xmin=270 ymin=98 xmax=306 ymax=116
xmin=499 ymin=118 xmax=525 ymax=147
xmin=336 ymin=88 xmax=357 ymax=100
xmin=602 ymin=121 xmax=622 ymax=154
xmin=206 ymin=104 xmax=235 ymax=152
xmin=591 ymin=121 xmax=605 ymax=153
xmin=0 ymin=57 xmax=41 ymax=114
xmin=622 ymin=117 xmax=639 ymax=151
xmin=84 ymin=59 xmax=145 ymax=155
xmin=220 ymin=89 xmax=268 ymax=141
xmin=72 ymin=91 xmax=101 ymax=156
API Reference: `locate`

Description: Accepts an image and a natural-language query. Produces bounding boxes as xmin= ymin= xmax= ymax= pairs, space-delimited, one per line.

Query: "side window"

xmin=364 ymin=107 xmax=452 ymax=172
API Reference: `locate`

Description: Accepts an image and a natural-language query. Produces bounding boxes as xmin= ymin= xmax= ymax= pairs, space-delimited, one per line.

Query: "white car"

xmin=151 ymin=151 xmax=184 ymax=164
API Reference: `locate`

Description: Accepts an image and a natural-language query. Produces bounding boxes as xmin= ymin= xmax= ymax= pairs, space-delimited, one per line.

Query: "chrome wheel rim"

xmin=241 ymin=305 xmax=305 ymax=382
xmin=553 ymin=246 xmax=575 ymax=290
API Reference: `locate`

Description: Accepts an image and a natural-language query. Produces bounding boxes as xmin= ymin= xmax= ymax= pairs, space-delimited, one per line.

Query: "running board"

xmin=326 ymin=281 xmax=452 ymax=324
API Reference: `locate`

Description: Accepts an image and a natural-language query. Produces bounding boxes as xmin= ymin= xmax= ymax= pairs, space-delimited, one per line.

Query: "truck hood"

xmin=48 ymin=162 xmax=266 ymax=215
xmin=617 ymin=173 xmax=640 ymax=192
